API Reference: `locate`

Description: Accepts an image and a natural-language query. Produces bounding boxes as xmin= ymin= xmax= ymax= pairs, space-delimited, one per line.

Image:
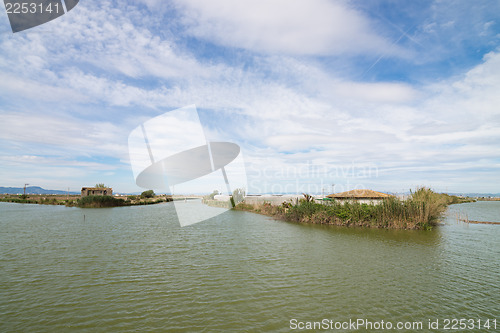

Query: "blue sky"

xmin=0 ymin=0 xmax=499 ymax=194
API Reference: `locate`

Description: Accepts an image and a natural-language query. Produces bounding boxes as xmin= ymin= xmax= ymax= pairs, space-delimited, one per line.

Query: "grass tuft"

xmin=236 ymin=188 xmax=471 ymax=230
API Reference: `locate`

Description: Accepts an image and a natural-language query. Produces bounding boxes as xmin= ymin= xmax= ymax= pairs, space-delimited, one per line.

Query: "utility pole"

xmin=24 ymin=183 xmax=29 ymax=197
xmin=332 ymin=184 xmax=335 ymax=194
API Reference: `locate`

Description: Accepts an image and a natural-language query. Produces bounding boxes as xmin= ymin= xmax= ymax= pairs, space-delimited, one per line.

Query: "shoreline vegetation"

xmin=476 ymin=197 xmax=500 ymax=201
xmin=201 ymin=189 xmax=244 ymax=209
xmin=235 ymin=188 xmax=474 ymax=230
xmin=459 ymin=219 xmax=500 ymax=225
xmin=0 ymin=188 xmax=481 ymax=229
xmin=0 ymin=193 xmax=173 ymax=208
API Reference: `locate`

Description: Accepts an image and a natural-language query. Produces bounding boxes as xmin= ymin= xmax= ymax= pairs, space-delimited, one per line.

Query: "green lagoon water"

xmin=1 ymin=201 xmax=499 ymax=332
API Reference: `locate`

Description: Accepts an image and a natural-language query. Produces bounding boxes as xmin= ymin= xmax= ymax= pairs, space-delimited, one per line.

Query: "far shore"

xmin=0 ymin=193 xmax=174 ymax=208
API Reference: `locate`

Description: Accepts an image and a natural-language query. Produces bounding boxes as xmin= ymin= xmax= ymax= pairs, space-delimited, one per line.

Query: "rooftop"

xmin=327 ymin=189 xmax=393 ymax=199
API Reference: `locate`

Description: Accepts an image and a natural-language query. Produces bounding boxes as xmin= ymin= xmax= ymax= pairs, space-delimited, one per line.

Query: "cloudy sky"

xmin=0 ymin=0 xmax=499 ymax=194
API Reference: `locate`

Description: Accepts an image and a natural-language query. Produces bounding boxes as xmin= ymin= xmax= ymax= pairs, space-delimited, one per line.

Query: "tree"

xmin=95 ymin=183 xmax=107 ymax=188
xmin=207 ymin=190 xmax=219 ymax=200
xmin=141 ymin=190 xmax=155 ymax=198
xmin=232 ymin=188 xmax=246 ymax=204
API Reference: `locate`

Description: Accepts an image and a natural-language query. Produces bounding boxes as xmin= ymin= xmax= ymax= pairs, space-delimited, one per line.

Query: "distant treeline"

xmin=0 ymin=196 xmax=69 ymax=205
xmin=235 ymin=188 xmax=474 ymax=230
xmin=0 ymin=194 xmax=172 ymax=208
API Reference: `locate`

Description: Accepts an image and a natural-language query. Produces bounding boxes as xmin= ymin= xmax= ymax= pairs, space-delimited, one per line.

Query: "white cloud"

xmin=330 ymin=81 xmax=418 ymax=104
xmin=175 ymin=0 xmax=405 ymax=56
xmin=0 ymin=71 xmax=86 ymax=103
xmin=232 ymin=50 xmax=500 ymax=192
xmin=0 ymin=154 xmax=118 ymax=171
xmin=0 ymin=0 xmax=499 ymax=192
xmin=0 ymin=112 xmax=128 ymax=158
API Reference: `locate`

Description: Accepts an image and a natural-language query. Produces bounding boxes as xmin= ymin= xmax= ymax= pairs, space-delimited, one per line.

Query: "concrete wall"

xmin=243 ymin=195 xmax=386 ymax=206
xmin=214 ymin=194 xmax=231 ymax=201
xmin=244 ymin=195 xmax=307 ymax=206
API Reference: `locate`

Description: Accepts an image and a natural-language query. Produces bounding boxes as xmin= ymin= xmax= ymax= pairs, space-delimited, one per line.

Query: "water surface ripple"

xmin=1 ymin=201 xmax=499 ymax=332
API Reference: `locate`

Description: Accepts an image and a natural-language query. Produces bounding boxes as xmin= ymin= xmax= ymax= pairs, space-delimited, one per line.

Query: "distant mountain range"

xmin=0 ymin=186 xmax=80 ymax=195
xmin=454 ymin=193 xmax=500 ymax=198
xmin=393 ymin=192 xmax=500 ymax=198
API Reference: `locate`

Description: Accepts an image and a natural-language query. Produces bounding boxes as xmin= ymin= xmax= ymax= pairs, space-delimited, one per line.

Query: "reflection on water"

xmin=1 ymin=201 xmax=499 ymax=332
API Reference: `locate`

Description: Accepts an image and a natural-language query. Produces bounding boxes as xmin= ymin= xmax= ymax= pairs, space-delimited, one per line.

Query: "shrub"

xmin=204 ymin=190 xmax=219 ymax=200
xmin=77 ymin=195 xmax=125 ymax=208
xmin=232 ymin=188 xmax=246 ymax=203
xmin=141 ymin=190 xmax=155 ymax=198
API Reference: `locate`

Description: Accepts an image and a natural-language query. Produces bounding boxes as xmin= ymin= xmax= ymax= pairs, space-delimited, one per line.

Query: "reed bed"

xmin=235 ymin=188 xmax=470 ymax=230
xmin=76 ymin=195 xmax=127 ymax=208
